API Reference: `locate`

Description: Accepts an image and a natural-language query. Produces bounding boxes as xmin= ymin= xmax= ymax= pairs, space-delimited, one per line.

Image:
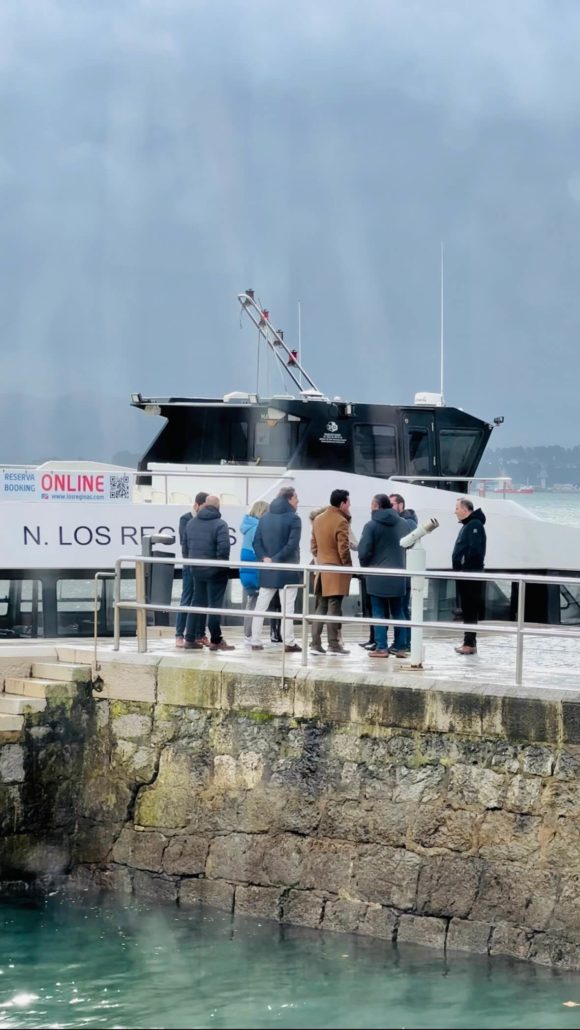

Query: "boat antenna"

xmin=439 ymin=241 xmax=445 ymax=404
xmin=238 ymin=289 xmax=321 ymax=396
xmin=256 ymin=323 xmax=261 ymax=396
xmin=298 ymin=300 xmax=302 ymax=390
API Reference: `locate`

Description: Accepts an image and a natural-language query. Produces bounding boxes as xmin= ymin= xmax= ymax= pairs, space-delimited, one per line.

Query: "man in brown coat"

xmin=310 ymin=489 xmax=352 ymax=655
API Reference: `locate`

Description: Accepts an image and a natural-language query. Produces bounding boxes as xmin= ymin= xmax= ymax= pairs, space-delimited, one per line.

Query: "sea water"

xmin=1 ymin=892 xmax=580 ymax=1030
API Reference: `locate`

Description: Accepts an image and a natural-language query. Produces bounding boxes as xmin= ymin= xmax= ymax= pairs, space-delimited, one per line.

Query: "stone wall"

xmin=3 ymin=650 xmax=580 ymax=969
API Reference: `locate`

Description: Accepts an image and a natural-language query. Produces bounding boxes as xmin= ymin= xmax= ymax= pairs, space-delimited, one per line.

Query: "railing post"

xmin=407 ymin=545 xmax=427 ymax=668
xmin=135 ymin=559 xmax=148 ymax=654
xmin=515 ymin=579 xmax=526 ymax=686
xmin=301 ymin=568 xmax=309 ymax=668
xmin=113 ymin=561 xmax=121 ymax=652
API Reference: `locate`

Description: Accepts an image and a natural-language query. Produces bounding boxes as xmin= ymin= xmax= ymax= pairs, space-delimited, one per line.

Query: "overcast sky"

xmin=2 ymin=0 xmax=580 ymax=460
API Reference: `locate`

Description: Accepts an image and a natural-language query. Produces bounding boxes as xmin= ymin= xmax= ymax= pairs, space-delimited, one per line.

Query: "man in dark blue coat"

xmin=389 ymin=493 xmax=418 ymax=654
xmin=358 ymin=494 xmax=408 ymax=658
xmin=176 ymin=491 xmax=208 ymax=647
xmin=250 ymin=486 xmax=302 ymax=653
xmin=183 ymin=494 xmax=235 ymax=652
xmin=452 ymin=498 xmax=487 ymax=655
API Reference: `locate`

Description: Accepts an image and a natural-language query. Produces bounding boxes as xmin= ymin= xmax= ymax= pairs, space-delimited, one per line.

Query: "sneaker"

xmin=183 ymin=640 xmax=203 ymax=650
xmin=358 ymin=640 xmax=374 ymax=649
xmin=455 ymin=645 xmax=477 ymax=655
xmin=251 ymin=644 xmax=264 ymax=651
xmin=363 ymin=641 xmax=377 ymax=651
xmin=369 ymin=649 xmax=390 ymax=658
xmin=328 ymin=645 xmax=350 ymax=655
xmin=388 ymin=647 xmax=409 ymax=658
xmin=310 ymin=644 xmax=326 ymax=654
xmin=175 ymin=636 xmax=185 ymax=649
xmin=284 ymin=643 xmax=302 ymax=653
xmin=197 ymin=636 xmax=210 ymax=647
xmin=209 ymin=640 xmax=235 ymax=651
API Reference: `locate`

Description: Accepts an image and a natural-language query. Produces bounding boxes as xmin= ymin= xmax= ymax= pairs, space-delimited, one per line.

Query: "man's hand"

xmin=263 ymin=556 xmax=273 ymax=563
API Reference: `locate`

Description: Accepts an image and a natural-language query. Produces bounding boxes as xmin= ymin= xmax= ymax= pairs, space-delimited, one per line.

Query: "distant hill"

xmin=478 ymin=446 xmax=580 ymax=488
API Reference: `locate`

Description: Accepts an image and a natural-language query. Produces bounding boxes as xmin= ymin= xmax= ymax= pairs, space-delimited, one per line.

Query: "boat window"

xmin=57 ymin=578 xmax=102 ymax=636
xmin=406 ymin=428 xmax=431 ymax=475
xmin=254 ymin=419 xmax=297 ymax=464
xmin=439 ymin=430 xmax=481 ymax=475
xmin=0 ymin=579 xmax=43 ymax=638
xmin=354 ymin=425 xmax=397 ymax=477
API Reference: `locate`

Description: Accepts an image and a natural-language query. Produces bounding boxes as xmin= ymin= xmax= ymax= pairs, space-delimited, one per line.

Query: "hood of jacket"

xmin=371 ymin=508 xmax=399 ymax=527
xmin=461 ymin=508 xmax=486 ymax=527
xmin=240 ymin=513 xmax=258 ymax=534
xmin=269 ymin=496 xmax=296 ymax=516
xmin=197 ymin=505 xmax=221 ymax=522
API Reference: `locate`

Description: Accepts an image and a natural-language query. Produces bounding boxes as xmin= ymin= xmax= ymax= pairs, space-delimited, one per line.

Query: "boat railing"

xmin=100 ymin=555 xmax=580 ymax=689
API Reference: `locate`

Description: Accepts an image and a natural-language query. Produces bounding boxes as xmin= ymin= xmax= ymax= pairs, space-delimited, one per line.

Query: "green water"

xmin=1 ymin=893 xmax=580 ymax=1030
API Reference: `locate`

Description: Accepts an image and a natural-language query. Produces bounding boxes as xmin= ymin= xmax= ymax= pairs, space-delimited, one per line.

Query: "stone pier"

xmin=2 ymin=641 xmax=580 ymax=969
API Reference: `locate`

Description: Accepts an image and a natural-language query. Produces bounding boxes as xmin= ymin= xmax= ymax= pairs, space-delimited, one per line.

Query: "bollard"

xmin=135 ymin=561 xmax=148 ymax=654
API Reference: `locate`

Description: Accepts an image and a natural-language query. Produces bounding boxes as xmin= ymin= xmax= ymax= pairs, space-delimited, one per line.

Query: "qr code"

xmin=109 ymin=474 xmax=130 ymax=500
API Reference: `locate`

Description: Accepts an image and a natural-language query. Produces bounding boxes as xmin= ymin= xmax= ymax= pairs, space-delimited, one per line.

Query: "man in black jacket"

xmin=176 ymin=491 xmax=208 ymax=647
xmin=452 ymin=498 xmax=487 ymax=655
xmin=183 ymin=494 xmax=234 ymax=652
xmin=251 ymin=486 xmax=302 ymax=653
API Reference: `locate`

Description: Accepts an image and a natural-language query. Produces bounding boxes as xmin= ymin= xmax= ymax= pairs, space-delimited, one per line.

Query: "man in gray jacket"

xmin=184 ymin=494 xmax=234 ymax=652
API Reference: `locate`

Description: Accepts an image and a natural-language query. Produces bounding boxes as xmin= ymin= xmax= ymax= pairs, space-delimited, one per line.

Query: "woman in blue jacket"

xmin=240 ymin=501 xmax=269 ymax=645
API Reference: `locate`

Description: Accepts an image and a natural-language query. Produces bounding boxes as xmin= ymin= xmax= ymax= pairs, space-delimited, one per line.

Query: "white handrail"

xmin=107 ymin=554 xmax=580 ymax=686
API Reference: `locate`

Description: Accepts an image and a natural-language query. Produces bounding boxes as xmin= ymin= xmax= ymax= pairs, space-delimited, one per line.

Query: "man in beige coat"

xmin=310 ymin=489 xmax=352 ymax=655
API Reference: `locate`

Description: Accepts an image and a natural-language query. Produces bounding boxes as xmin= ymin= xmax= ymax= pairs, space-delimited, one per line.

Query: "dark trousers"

xmin=311 ymin=595 xmax=343 ymax=647
xmin=185 ymin=577 xmax=227 ymax=644
xmin=400 ymin=584 xmax=411 ymax=650
xmin=458 ymin=580 xmax=483 ymax=647
xmin=360 ymin=578 xmax=375 ymax=644
xmin=176 ymin=565 xmax=194 ymax=638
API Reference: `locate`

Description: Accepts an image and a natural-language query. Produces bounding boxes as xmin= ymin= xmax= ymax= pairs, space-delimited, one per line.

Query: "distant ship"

xmin=493 ymin=478 xmax=534 ymax=494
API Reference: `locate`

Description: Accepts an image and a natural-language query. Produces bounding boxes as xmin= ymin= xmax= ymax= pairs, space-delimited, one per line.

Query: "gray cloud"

xmin=1 ymin=0 xmax=580 ymax=459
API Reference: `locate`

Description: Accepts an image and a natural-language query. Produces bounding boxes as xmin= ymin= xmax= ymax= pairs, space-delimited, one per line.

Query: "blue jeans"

xmin=175 ymin=565 xmax=194 ymax=638
xmin=370 ymin=595 xmax=405 ymax=651
xmin=400 ymin=586 xmax=411 ymax=650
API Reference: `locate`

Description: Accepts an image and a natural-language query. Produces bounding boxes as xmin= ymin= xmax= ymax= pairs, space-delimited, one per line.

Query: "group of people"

xmin=174 ymin=487 xmax=487 ymax=657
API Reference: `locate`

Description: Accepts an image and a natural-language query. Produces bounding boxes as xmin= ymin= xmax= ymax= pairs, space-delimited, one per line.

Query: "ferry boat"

xmin=1 ymin=289 xmax=579 ymax=638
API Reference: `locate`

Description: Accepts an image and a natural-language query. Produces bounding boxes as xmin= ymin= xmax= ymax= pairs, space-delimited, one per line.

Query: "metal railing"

xmin=101 ymin=555 xmax=580 ymax=687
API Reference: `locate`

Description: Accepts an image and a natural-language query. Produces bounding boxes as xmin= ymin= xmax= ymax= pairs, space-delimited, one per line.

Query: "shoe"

xmin=359 ymin=640 xmax=374 ymax=649
xmin=175 ymin=636 xmax=185 ymax=648
xmin=328 ymin=645 xmax=350 ymax=655
xmin=183 ymin=640 xmax=203 ymax=650
xmin=310 ymin=644 xmax=326 ymax=654
xmin=369 ymin=649 xmax=390 ymax=658
xmin=209 ymin=640 xmax=235 ymax=651
xmin=284 ymin=643 xmax=302 ymax=653
xmin=388 ymin=647 xmax=409 ymax=658
xmin=363 ymin=642 xmax=377 ymax=651
xmin=455 ymin=645 xmax=477 ymax=655
xmin=197 ymin=636 xmax=210 ymax=647
xmin=251 ymin=644 xmax=264 ymax=651
xmin=243 ymin=637 xmax=252 ymax=649
xmin=270 ymin=627 xmax=283 ymax=643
